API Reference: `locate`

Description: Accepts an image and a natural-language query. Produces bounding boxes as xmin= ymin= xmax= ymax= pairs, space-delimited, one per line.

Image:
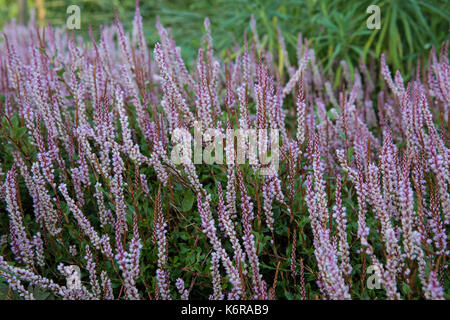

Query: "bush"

xmin=0 ymin=3 xmax=448 ymax=300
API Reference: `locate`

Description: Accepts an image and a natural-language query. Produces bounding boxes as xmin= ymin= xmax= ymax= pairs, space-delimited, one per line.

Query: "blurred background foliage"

xmin=0 ymin=0 xmax=449 ymax=77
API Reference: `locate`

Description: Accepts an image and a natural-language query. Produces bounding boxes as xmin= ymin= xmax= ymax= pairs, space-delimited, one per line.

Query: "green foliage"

xmin=0 ymin=0 xmax=448 ymax=301
xmin=2 ymin=0 xmax=448 ymax=78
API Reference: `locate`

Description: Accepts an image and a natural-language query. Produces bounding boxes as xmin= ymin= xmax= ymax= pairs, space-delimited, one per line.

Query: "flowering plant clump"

xmin=0 ymin=4 xmax=448 ymax=300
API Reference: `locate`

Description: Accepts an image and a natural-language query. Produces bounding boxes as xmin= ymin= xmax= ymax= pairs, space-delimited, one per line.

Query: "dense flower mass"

xmin=0 ymin=3 xmax=448 ymax=300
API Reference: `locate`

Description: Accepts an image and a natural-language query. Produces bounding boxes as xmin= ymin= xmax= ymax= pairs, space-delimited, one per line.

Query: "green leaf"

xmin=375 ymin=7 xmax=390 ymax=56
xmin=16 ymin=127 xmax=27 ymax=138
xmin=182 ymin=189 xmax=195 ymax=212
xmin=401 ymin=282 xmax=410 ymax=296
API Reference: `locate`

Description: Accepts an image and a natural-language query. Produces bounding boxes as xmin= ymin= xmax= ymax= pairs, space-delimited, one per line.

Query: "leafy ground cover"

xmin=0 ymin=3 xmax=448 ymax=300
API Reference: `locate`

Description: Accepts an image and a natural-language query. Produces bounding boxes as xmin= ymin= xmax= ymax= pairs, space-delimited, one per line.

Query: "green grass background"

xmin=0 ymin=0 xmax=449 ymax=83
